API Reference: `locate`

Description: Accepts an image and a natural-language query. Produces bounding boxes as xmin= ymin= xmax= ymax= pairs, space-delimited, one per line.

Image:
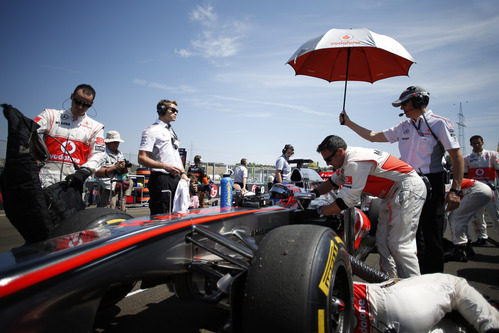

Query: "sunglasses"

xmin=73 ymin=98 xmax=92 ymax=108
xmin=323 ymin=150 xmax=336 ymax=163
xmin=168 ymin=108 xmax=179 ymax=114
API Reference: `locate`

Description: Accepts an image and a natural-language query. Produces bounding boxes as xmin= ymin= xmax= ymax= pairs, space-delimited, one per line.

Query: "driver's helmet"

xmin=269 ymin=183 xmax=302 ymax=208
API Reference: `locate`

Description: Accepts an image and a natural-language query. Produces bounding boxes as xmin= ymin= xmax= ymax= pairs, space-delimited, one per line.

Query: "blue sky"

xmin=1 ymin=0 xmax=498 ymax=167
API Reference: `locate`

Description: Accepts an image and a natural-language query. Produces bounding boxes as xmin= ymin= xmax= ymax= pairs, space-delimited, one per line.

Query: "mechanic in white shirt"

xmin=353 ymin=273 xmax=499 ymax=333
xmin=275 ymin=144 xmax=294 ymax=183
xmin=464 ymin=135 xmax=499 ymax=244
xmin=340 ymin=86 xmax=464 ymax=275
xmin=233 ymin=158 xmax=249 ymax=193
xmin=446 ymin=178 xmax=494 ymax=262
xmin=313 ymin=135 xmax=426 ymax=278
xmin=138 ymin=100 xmax=189 ymax=215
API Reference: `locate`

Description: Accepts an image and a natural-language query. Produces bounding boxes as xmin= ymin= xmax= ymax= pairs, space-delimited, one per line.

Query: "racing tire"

xmin=49 ymin=207 xmax=132 ymax=238
xmin=241 ymin=224 xmax=354 ymax=333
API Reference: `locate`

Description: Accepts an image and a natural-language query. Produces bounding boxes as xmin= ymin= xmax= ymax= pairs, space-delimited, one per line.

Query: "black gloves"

xmin=65 ymin=167 xmax=92 ymax=191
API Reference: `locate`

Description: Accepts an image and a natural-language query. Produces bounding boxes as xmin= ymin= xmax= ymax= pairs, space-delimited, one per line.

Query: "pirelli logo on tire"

xmin=319 ymin=239 xmax=338 ymax=296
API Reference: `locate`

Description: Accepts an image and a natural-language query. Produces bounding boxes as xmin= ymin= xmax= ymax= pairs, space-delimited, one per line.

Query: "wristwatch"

xmin=449 ymin=188 xmax=463 ymax=196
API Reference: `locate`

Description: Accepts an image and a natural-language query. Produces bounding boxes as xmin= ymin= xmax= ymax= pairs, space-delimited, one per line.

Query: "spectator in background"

xmin=234 ymin=158 xmax=249 ymax=193
xmin=464 ymin=135 xmax=499 ymax=244
xmin=275 ymin=144 xmax=294 ymax=183
xmin=138 ymin=99 xmax=189 ymax=215
xmin=340 ymin=86 xmax=464 ymax=274
xmin=188 ymin=155 xmax=209 ymax=208
xmin=95 ymin=130 xmax=129 ymax=209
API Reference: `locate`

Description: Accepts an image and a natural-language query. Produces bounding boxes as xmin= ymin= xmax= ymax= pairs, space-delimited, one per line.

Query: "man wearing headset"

xmin=138 ymin=99 xmax=189 ymax=215
xmin=340 ymin=86 xmax=464 ymax=274
xmin=34 ymin=84 xmax=106 ymax=189
xmin=275 ymin=144 xmax=294 ymax=183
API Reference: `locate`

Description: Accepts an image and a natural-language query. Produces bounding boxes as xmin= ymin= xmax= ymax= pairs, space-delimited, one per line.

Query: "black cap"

xmin=392 ymin=86 xmax=429 ymax=107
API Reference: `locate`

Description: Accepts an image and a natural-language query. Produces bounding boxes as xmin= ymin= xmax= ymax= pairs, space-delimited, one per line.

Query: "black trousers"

xmin=416 ymin=171 xmax=446 ymax=274
xmin=235 ymin=182 xmax=246 ymax=190
xmin=148 ymin=172 xmax=180 ymax=215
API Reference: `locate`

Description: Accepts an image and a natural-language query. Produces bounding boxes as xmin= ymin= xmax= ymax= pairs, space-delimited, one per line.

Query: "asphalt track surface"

xmin=1 ymin=206 xmax=498 ymax=332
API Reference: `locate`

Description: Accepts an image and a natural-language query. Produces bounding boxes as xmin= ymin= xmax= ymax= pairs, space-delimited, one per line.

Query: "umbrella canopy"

xmin=287 ymin=28 xmax=415 ymax=111
xmin=288 ymin=28 xmax=415 ymax=83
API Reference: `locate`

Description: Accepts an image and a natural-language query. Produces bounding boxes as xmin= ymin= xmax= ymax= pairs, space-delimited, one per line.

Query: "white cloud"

xmin=395 ymin=14 xmax=499 ymax=53
xmin=192 ymin=34 xmax=240 ymax=58
xmin=174 ymin=48 xmax=193 ymax=57
xmin=211 ymin=94 xmax=332 ymax=117
xmin=179 ymin=3 xmax=248 ymax=59
xmin=190 ymin=3 xmax=217 ymax=26
xmin=133 ymin=79 xmax=196 ymax=94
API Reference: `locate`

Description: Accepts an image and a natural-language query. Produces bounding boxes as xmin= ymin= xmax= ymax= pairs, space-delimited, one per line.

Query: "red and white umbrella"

xmin=287 ymin=28 xmax=415 ymax=112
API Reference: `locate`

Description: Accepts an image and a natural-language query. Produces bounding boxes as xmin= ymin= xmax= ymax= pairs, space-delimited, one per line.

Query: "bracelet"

xmin=449 ymin=188 xmax=463 ymax=196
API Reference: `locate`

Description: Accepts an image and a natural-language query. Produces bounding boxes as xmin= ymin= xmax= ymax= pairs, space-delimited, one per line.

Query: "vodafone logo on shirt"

xmin=475 ymin=168 xmax=485 ymax=177
xmin=61 ymin=140 xmax=77 ymax=154
xmin=345 ymin=176 xmax=352 ymax=185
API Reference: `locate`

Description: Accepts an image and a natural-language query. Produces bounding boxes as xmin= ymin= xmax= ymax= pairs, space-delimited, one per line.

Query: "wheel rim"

xmin=327 ymin=265 xmax=353 ymax=332
xmin=329 ymin=294 xmax=345 ymax=331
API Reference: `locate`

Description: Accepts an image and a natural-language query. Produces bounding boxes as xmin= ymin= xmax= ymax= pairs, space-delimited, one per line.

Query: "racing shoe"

xmin=444 ymin=245 xmax=468 ymax=263
xmin=466 ymin=240 xmax=475 ymax=258
xmin=471 ymin=237 xmax=488 ymax=247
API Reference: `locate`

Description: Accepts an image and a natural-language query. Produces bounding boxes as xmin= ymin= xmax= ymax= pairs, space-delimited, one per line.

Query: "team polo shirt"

xmin=464 ymin=150 xmax=499 ymax=183
xmin=139 ymin=119 xmax=183 ymax=174
xmin=234 ymin=164 xmax=248 ymax=184
xmin=275 ymin=154 xmax=291 ymax=182
xmin=383 ymin=110 xmax=460 ymax=174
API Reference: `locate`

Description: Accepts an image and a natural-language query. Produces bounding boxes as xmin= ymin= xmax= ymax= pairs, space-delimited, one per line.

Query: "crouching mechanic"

xmin=34 ymin=84 xmax=105 ymax=190
xmin=313 ymin=135 xmax=426 ymax=278
xmin=353 ymin=273 xmax=499 ymax=333
xmin=447 ymin=178 xmax=494 ymax=262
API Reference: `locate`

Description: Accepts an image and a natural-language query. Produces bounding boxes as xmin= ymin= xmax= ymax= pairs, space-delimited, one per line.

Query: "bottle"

xmin=220 ymin=170 xmax=233 ymax=208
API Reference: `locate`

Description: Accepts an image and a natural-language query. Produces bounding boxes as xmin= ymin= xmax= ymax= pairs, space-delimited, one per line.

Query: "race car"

xmin=0 ymin=163 xmax=387 ymax=332
xmin=0 ymin=104 xmax=478 ymax=333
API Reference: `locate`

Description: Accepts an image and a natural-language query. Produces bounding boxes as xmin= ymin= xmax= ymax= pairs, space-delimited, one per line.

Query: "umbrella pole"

xmin=339 ymin=48 xmax=351 ymax=125
xmin=342 ymin=48 xmax=351 ymax=112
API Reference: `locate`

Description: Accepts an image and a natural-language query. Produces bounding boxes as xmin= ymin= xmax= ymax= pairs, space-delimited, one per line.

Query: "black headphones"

xmin=407 ymin=86 xmax=430 ymax=109
xmin=157 ymin=103 xmax=168 ymax=116
xmin=282 ymin=144 xmax=294 ymax=154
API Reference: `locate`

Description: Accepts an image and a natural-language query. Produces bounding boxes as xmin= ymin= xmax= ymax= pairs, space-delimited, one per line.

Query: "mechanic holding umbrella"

xmin=340 ymin=86 xmax=464 ymax=274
